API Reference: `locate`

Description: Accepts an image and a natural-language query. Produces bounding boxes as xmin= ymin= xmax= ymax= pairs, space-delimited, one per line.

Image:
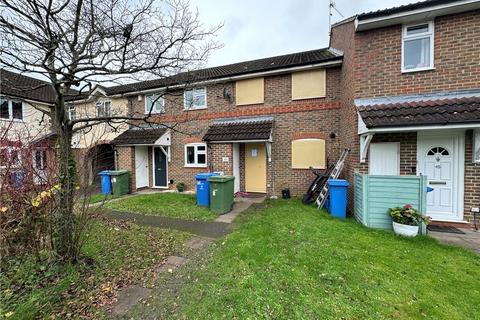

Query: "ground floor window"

xmin=185 ymin=143 xmax=207 ymax=167
xmin=291 ymin=138 xmax=326 ymax=169
xmin=34 ymin=149 xmax=48 ymax=170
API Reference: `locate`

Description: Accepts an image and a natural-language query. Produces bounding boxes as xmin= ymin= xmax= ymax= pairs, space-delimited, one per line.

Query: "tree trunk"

xmin=54 ymin=97 xmax=78 ymax=263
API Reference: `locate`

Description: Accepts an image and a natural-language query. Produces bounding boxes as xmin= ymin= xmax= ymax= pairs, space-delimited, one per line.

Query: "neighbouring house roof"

xmin=104 ymin=48 xmax=342 ymax=96
xmin=203 ymin=117 xmax=274 ymax=142
xmin=0 ymin=69 xmax=79 ymax=104
xmin=111 ymin=124 xmax=168 ymax=145
xmin=356 ymin=90 xmax=480 ymax=129
xmin=357 ymin=0 xmax=463 ymax=20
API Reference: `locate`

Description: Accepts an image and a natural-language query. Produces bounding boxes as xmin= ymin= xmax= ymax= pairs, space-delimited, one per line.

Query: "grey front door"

xmin=153 ymin=147 xmax=167 ymax=187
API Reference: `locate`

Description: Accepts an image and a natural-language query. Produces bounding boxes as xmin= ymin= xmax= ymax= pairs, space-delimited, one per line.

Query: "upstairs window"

xmin=291 ymin=69 xmax=326 ymax=100
xmin=0 ymin=97 xmax=23 ymax=121
xmin=67 ymin=103 xmax=76 ymax=120
xmin=184 ymin=143 xmax=207 ymax=167
xmin=402 ymin=22 xmax=434 ymax=72
xmin=235 ymin=78 xmax=264 ymax=105
xmin=145 ymin=94 xmax=165 ymax=114
xmin=184 ymin=88 xmax=207 ymax=110
xmin=96 ymin=100 xmax=111 ymax=117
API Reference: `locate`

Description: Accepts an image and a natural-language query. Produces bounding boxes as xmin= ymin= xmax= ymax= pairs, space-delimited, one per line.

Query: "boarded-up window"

xmin=235 ymin=78 xmax=264 ymax=105
xmin=291 ymin=69 xmax=326 ymax=100
xmin=291 ymin=138 xmax=326 ymax=169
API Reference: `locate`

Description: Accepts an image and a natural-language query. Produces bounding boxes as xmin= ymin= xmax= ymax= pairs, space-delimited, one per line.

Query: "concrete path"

xmin=108 ymin=197 xmax=263 ymax=317
xmin=104 ymin=210 xmax=231 ymax=238
xmin=429 ymin=228 xmax=480 ymax=255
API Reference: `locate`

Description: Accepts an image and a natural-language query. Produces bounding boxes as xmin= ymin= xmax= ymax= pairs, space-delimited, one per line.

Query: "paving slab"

xmin=111 ymin=285 xmax=152 ymax=316
xmin=156 ymin=256 xmax=190 ymax=273
xmin=184 ymin=236 xmax=213 ymax=250
xmin=214 ymin=201 xmax=252 ymax=223
xmin=429 ymin=228 xmax=480 ymax=254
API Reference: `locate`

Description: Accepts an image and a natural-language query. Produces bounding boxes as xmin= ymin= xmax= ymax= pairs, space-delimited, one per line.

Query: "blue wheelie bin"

xmin=327 ymin=179 xmax=349 ymax=219
xmin=99 ymin=170 xmax=112 ymax=195
xmin=195 ymin=172 xmax=219 ymax=207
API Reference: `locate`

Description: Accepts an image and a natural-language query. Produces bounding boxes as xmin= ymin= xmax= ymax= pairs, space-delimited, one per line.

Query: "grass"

xmin=1 ymin=219 xmax=189 ymax=319
xmin=174 ymin=199 xmax=480 ymax=319
xmin=104 ymin=193 xmax=219 ymax=221
xmin=88 ymin=193 xmax=117 ymax=204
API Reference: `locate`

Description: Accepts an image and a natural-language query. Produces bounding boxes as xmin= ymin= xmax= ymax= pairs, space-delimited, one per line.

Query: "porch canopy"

xmin=356 ymin=90 xmax=480 ymax=162
xmin=111 ymin=124 xmax=171 ymax=147
xmin=203 ymin=116 xmax=274 ymax=161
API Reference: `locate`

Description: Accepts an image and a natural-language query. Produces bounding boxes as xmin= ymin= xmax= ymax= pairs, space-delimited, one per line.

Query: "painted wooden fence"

xmin=354 ymin=173 xmax=427 ymax=233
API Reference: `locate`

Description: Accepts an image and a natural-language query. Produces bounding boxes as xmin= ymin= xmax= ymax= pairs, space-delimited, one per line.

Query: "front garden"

xmin=0 ymin=218 xmax=189 ymax=319
xmin=103 ymin=192 xmax=219 ymax=221
xmin=132 ymin=199 xmax=480 ymax=319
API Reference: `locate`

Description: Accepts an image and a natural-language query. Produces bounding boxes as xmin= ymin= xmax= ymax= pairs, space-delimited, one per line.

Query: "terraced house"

xmin=1 ymin=0 xmax=479 ymax=227
xmin=330 ymin=0 xmax=480 ymax=225
xmin=110 ymin=49 xmax=344 ymax=197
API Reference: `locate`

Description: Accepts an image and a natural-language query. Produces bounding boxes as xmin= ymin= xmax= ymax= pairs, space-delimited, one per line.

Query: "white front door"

xmin=135 ymin=146 xmax=149 ymax=188
xmin=369 ymin=142 xmax=400 ymax=175
xmin=417 ymin=132 xmax=464 ymax=221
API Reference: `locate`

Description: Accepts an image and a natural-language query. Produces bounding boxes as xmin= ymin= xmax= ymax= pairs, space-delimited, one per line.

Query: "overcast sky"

xmin=194 ymin=0 xmax=417 ymax=67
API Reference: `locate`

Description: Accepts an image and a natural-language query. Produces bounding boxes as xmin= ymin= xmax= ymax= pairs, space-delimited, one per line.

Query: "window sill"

xmin=184 ymin=164 xmax=208 ymax=168
xmin=401 ymin=67 xmax=435 ymax=74
xmin=183 ymin=107 xmax=207 ymax=112
xmin=0 ymin=118 xmax=24 ymax=123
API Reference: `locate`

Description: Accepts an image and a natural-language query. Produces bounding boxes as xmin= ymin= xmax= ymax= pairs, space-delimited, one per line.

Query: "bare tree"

xmin=0 ymin=0 xmax=220 ymax=263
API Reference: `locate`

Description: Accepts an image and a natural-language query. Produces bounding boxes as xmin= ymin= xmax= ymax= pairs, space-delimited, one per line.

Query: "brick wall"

xmin=354 ymin=10 xmax=480 ymax=98
xmin=330 ymin=19 xmax=359 ymax=209
xmin=116 ymin=146 xmax=135 ymax=192
xmin=463 ymin=130 xmax=480 ymax=222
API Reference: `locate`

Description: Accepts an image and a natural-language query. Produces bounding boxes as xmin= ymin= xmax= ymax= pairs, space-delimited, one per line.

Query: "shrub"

xmin=389 ymin=204 xmax=431 ymax=226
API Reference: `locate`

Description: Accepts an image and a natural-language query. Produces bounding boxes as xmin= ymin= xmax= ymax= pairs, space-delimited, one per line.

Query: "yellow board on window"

xmin=245 ymin=143 xmax=267 ymax=193
xmin=291 ymin=139 xmax=326 ymax=169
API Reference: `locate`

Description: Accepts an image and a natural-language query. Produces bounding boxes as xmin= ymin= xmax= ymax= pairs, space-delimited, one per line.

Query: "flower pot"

xmin=392 ymin=221 xmax=419 ymax=237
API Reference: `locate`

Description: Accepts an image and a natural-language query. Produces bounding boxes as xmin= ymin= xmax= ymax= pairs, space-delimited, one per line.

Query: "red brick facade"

xmin=116 ymin=69 xmax=343 ymax=197
xmin=331 ymin=10 xmax=480 ymax=223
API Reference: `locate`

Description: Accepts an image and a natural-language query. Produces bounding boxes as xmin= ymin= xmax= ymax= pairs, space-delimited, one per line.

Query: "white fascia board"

xmin=109 ymin=60 xmax=343 ymax=97
xmin=362 ymin=122 xmax=480 ymax=134
xmin=356 ymin=0 xmax=480 ymax=31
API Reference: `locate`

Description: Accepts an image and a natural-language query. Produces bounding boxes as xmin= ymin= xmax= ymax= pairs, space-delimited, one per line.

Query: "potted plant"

xmin=389 ymin=204 xmax=431 ymax=237
xmin=176 ymin=182 xmax=185 ymax=192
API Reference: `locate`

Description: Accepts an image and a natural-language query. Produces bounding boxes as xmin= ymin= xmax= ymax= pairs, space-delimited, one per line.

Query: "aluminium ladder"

xmin=315 ymin=148 xmax=350 ymax=209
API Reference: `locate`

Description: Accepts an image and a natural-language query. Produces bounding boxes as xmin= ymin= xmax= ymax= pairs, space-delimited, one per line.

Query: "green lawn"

xmin=1 ymin=219 xmax=189 ymax=319
xmin=175 ymin=199 xmax=480 ymax=319
xmin=104 ymin=193 xmax=219 ymax=221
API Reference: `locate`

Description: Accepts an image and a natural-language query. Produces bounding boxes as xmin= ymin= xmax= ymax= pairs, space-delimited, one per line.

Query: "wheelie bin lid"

xmin=109 ymin=170 xmax=129 ymax=176
xmin=195 ymin=172 xmax=219 ymax=180
xmin=98 ymin=170 xmax=113 ymax=176
xmin=209 ymin=175 xmax=234 ymax=182
xmin=327 ymin=179 xmax=349 ymax=187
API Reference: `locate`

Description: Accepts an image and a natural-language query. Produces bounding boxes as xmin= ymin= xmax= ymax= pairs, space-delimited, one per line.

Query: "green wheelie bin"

xmin=110 ymin=170 xmax=130 ymax=196
xmin=209 ymin=175 xmax=235 ymax=214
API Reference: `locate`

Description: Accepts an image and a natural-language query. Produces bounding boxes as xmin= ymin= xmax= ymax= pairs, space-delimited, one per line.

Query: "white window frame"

xmin=145 ymin=94 xmax=165 ymax=114
xmin=401 ymin=21 xmax=434 ymax=73
xmin=183 ymin=88 xmax=207 ymax=110
xmin=67 ymin=103 xmax=76 ymax=120
xmin=0 ymin=97 xmax=24 ymax=121
xmin=184 ymin=143 xmax=207 ymax=167
xmin=96 ymin=100 xmax=112 ymax=117
xmin=34 ymin=149 xmax=48 ymax=170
